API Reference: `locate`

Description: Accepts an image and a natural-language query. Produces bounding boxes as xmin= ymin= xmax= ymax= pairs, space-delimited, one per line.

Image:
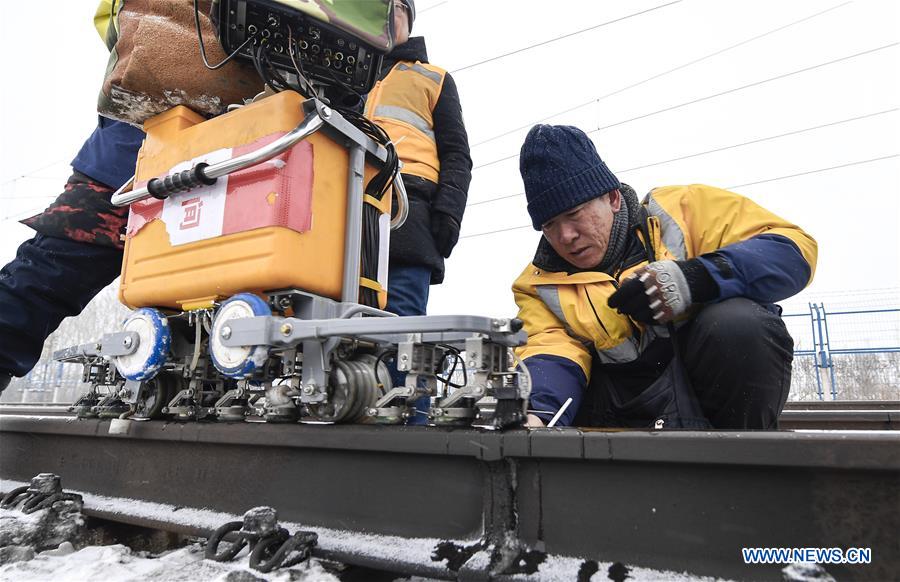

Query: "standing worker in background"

xmin=513 ymin=125 xmax=817 ymax=429
xmin=366 ymin=0 xmax=471 ymax=314
xmin=365 ymin=0 xmax=472 ymax=422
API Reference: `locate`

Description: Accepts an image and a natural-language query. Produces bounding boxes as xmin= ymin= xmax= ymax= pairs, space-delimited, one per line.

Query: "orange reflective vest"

xmin=365 ymin=60 xmax=447 ymax=183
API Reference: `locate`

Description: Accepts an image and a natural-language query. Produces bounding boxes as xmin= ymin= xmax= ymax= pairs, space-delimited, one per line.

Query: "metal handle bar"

xmin=391 ymin=173 xmax=409 ymax=231
xmin=111 ymin=107 xmax=327 ymax=207
xmin=110 ymin=100 xmax=408 ymax=232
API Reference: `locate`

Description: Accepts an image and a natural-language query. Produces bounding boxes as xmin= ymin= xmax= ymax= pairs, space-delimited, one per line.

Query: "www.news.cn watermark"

xmin=742 ymin=547 xmax=872 ymax=565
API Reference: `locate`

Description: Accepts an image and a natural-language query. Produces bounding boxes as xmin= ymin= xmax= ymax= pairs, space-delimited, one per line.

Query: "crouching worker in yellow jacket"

xmin=513 ymin=125 xmax=817 ymax=429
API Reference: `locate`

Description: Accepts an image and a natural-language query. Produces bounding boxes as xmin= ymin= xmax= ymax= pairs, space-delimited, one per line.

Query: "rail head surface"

xmin=1 ymin=416 xmax=898 ymax=470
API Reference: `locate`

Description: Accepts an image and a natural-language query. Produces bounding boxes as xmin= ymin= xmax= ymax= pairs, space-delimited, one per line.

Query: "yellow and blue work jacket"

xmin=512 ymin=184 xmax=817 ymax=426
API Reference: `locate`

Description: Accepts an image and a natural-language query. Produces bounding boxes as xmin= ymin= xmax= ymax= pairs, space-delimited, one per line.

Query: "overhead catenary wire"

xmin=466 ymin=107 xmax=899 ymax=207
xmin=418 ymin=1 xmax=449 ymax=15
xmin=728 ymin=154 xmax=899 ymax=190
xmin=0 ymin=206 xmax=44 ymax=224
xmin=470 ymin=1 xmax=853 ymax=148
xmin=449 ymin=0 xmax=683 ymax=73
xmin=472 ymin=41 xmax=900 ymax=171
xmin=458 ymin=153 xmax=900 ymax=241
xmin=0 ymin=194 xmax=58 ymax=200
xmin=0 ymin=159 xmax=70 ymax=188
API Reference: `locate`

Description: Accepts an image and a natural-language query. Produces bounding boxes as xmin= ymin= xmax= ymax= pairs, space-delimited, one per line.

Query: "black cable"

xmin=254 ymin=43 xmax=296 ymax=93
xmin=373 ymin=349 xmax=397 ymax=394
xmin=288 ymin=30 xmax=318 ymax=98
xmin=193 ymin=0 xmax=257 ymax=70
xmin=251 ymin=44 xmax=272 ymax=89
xmin=360 ymin=203 xmax=381 ymax=306
xmin=337 ymin=106 xmax=400 ymax=202
xmin=334 ymin=100 xmax=399 ymax=308
xmin=434 ymin=344 xmax=466 ymax=389
xmin=324 ymin=66 xmax=366 ymax=106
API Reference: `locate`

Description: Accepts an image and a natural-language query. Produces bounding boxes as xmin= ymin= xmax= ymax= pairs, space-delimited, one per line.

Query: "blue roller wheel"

xmin=114 ymin=308 xmax=172 ymax=381
xmin=210 ymin=293 xmax=271 ymax=378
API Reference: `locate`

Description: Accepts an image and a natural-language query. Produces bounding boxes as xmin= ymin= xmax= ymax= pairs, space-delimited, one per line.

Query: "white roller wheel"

xmin=210 ymin=293 xmax=271 ymax=378
xmin=114 ymin=308 xmax=171 ymax=381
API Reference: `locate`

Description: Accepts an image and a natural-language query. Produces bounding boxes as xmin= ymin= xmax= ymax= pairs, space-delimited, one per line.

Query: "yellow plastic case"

xmin=119 ymin=91 xmax=388 ymax=311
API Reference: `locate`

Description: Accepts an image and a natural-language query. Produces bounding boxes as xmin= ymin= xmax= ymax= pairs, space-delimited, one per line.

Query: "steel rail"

xmin=778 ymin=409 xmax=900 ymax=430
xmin=0 ymin=404 xmax=74 ymax=417
xmin=1 ymin=416 xmax=898 ymax=581
xmin=8 ymin=400 xmax=900 ymax=409
xmin=2 ymin=403 xmax=898 ymax=429
xmin=783 ymin=400 xmax=900 ymax=411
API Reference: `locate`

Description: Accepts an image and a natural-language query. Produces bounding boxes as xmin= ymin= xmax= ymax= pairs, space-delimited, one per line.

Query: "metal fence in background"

xmin=9 ymin=359 xmax=87 ymax=405
xmin=783 ymin=303 xmax=900 ymax=401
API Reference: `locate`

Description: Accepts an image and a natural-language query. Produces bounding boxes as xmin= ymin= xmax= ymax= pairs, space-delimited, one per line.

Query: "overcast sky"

xmin=0 ymin=0 xmax=898 ymax=322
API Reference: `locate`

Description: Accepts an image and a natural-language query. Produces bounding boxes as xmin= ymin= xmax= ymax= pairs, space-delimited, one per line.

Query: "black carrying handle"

xmin=147 ymin=162 xmax=217 ymax=200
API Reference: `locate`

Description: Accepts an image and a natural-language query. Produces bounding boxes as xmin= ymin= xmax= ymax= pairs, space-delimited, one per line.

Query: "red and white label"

xmin=160 ymin=148 xmax=231 ymax=246
xmin=126 ymin=133 xmax=315 ymax=246
xmin=179 ymin=197 xmax=203 ymax=230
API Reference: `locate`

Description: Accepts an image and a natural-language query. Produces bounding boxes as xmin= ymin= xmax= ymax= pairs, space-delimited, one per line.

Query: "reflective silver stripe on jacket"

xmin=396 ymin=62 xmax=443 ymax=84
xmin=646 ymin=193 xmax=687 ymax=261
xmin=535 ymin=285 xmax=592 ymax=348
xmin=594 ymin=340 xmax=641 ymax=365
xmin=373 ymin=105 xmax=436 ymax=142
xmin=536 ymin=284 xmax=643 ymax=364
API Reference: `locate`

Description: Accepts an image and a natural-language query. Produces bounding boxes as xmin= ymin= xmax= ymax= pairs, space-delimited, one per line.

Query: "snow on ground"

xmin=0 ymin=538 xmax=341 ymax=582
xmin=0 ymin=499 xmax=84 ymax=552
xmin=2 ymin=477 xmax=829 ymax=581
xmin=0 ymin=503 xmax=339 ymax=582
xmin=1 ymin=478 xmax=454 ymax=579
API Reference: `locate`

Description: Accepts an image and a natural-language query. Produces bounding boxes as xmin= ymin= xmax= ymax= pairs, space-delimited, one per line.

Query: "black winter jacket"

xmin=374 ymin=37 xmax=472 ymax=284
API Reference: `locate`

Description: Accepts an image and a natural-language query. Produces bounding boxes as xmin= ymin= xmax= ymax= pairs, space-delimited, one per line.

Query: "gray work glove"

xmin=608 ymin=259 xmax=717 ymax=324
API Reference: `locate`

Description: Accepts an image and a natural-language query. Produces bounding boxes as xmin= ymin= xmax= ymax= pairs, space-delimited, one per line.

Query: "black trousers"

xmin=680 ymin=298 xmax=794 ymax=429
xmin=0 ymin=235 xmax=122 ymax=377
xmin=581 ymin=298 xmax=794 ymax=430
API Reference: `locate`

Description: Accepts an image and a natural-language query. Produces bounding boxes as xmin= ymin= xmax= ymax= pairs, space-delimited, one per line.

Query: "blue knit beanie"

xmin=520 ymin=124 xmax=621 ymax=230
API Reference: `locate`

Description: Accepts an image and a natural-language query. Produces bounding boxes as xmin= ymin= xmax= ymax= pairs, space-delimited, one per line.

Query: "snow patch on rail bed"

xmin=2 ymin=478 xmax=742 ymax=581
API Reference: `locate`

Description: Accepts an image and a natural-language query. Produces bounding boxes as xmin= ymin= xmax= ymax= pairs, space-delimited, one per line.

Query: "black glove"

xmin=608 ymin=258 xmax=718 ymax=324
xmin=431 ymin=211 xmax=461 ymax=259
